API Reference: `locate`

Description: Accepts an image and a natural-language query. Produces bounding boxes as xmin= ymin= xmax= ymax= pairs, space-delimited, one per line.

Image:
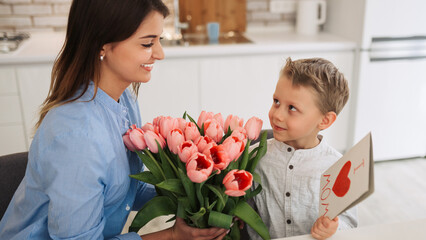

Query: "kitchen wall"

xmin=0 ymin=0 xmax=296 ymax=32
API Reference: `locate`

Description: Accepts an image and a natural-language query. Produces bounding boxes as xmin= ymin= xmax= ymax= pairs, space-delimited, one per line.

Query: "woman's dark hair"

xmin=35 ymin=0 xmax=169 ymax=130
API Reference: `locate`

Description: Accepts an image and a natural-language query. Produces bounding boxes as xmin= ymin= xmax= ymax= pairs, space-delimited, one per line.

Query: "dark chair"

xmin=0 ymin=151 xmax=28 ymax=220
xmin=250 ymin=129 xmax=274 ymax=146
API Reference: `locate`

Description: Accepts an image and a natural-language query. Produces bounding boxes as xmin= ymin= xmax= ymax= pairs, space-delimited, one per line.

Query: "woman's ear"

xmin=318 ymin=111 xmax=337 ymax=130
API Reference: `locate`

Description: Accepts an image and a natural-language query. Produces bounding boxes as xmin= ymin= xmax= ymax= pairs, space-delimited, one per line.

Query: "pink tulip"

xmin=223 ymin=169 xmax=253 ymax=197
xmin=186 ymin=153 xmax=214 ymax=183
xmin=144 ymin=130 xmax=166 ymax=153
xmin=213 ymin=113 xmax=224 ymax=129
xmin=197 ymin=111 xmax=214 ymax=128
xmin=203 ymin=119 xmax=224 ymax=143
xmin=230 ymin=127 xmax=248 ymax=144
xmin=152 ymin=116 xmax=164 ymax=127
xmin=177 ymin=140 xmax=198 ymax=163
xmin=184 ymin=122 xmax=201 ymax=142
xmin=142 ymin=123 xmax=155 ymax=132
xmin=222 ymin=136 xmax=245 ymax=161
xmin=244 ymin=117 xmax=263 ymax=140
xmin=159 ymin=116 xmax=179 ymax=139
xmin=123 ymin=126 xmax=146 ymax=151
xmin=204 ymin=145 xmax=230 ymax=173
xmin=194 ymin=135 xmax=217 ymax=153
xmin=167 ymin=129 xmax=185 ymax=154
xmin=176 ymin=118 xmax=187 ymax=132
xmin=224 ymin=115 xmax=244 ymax=133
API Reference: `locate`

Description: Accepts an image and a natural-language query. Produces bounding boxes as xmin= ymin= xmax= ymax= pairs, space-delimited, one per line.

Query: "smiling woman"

xmin=0 ymin=0 xmax=228 ymax=240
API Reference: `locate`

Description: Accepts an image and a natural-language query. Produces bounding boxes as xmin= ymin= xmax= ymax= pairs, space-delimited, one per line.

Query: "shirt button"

xmin=287 ymin=219 xmax=291 ymax=224
xmin=125 ymin=204 xmax=130 ymax=211
xmin=289 ymin=165 xmax=294 ymax=170
xmin=287 ymin=147 xmax=292 ymax=152
xmin=286 ymin=192 xmax=291 ymax=197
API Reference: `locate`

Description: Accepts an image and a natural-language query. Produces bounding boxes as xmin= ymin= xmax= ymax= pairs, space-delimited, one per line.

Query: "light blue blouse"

xmin=0 ymin=83 xmax=156 ymax=240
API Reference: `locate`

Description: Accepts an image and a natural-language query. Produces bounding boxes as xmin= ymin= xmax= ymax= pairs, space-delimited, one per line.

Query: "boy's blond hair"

xmin=280 ymin=57 xmax=349 ymax=115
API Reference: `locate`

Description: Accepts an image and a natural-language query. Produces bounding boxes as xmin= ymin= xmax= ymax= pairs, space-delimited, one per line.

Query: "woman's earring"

xmin=100 ymin=55 xmax=104 ymax=61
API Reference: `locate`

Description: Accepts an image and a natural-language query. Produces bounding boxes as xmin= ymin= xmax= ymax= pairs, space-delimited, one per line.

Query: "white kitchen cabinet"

xmin=0 ymin=66 xmax=27 ymax=155
xmin=137 ymin=58 xmax=200 ymax=123
xmin=198 ymin=51 xmax=354 ymax=153
xmin=16 ymin=64 xmax=52 ymax=147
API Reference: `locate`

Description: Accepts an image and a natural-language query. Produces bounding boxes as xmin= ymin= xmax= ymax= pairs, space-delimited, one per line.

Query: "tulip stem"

xmin=239 ymin=139 xmax=251 ymax=170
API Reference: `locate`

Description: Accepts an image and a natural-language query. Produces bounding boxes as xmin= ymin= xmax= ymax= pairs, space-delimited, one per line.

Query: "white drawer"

xmin=0 ymin=125 xmax=27 ymax=155
xmin=0 ymin=67 xmax=18 ymax=95
xmin=0 ymin=95 xmax=23 ymax=124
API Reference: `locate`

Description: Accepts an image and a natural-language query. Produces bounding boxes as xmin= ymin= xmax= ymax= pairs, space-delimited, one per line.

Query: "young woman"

xmin=0 ymin=0 xmax=227 ymax=239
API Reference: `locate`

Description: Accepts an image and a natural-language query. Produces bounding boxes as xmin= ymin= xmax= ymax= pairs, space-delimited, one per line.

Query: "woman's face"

xmin=101 ymin=11 xmax=165 ymax=87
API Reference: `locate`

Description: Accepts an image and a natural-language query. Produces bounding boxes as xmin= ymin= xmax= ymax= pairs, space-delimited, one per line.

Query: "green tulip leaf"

xmin=129 ymin=196 xmax=177 ymax=233
xmin=234 ymin=201 xmax=270 ymax=240
xmin=138 ymin=150 xmax=165 ymax=181
xmin=208 ymin=210 xmax=233 ymax=229
xmin=178 ymin=168 xmax=197 ymax=211
xmin=247 ymin=131 xmax=268 ymax=173
xmin=129 ymin=171 xmax=160 ymax=185
xmin=156 ymin=178 xmax=185 ymax=195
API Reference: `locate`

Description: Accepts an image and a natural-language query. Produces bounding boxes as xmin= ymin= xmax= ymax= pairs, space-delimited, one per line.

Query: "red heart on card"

xmin=332 ymin=161 xmax=352 ymax=197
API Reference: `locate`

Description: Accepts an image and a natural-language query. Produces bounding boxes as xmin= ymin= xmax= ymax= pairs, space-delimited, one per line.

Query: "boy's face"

xmin=269 ymin=76 xmax=325 ymax=149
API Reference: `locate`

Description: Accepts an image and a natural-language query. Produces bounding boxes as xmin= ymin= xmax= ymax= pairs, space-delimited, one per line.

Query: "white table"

xmin=274 ymin=218 xmax=426 ymax=240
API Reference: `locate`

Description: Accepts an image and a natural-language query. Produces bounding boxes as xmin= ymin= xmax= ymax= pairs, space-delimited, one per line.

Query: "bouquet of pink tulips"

xmin=123 ymin=111 xmax=270 ymax=240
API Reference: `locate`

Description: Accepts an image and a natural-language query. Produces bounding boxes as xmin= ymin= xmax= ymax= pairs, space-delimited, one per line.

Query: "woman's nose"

xmin=152 ymin=42 xmax=165 ymax=60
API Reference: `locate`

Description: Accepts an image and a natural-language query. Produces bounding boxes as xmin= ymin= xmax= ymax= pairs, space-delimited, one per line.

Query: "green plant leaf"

xmin=234 ymin=201 xmax=270 ymax=240
xmin=138 ymin=150 xmax=165 ymax=181
xmin=186 ymin=113 xmax=201 ymax=132
xmin=208 ymin=211 xmax=233 ymax=229
xmin=177 ymin=197 xmax=190 ymax=219
xmin=252 ymin=172 xmax=262 ymax=184
xmin=157 ymin=142 xmax=178 ymax=178
xmin=182 ymin=111 xmax=187 ymax=119
xmin=187 ymin=207 xmax=207 ymax=228
xmin=156 ymin=178 xmax=185 ymax=195
xmin=205 ymin=184 xmax=226 ymax=211
xmin=247 ymin=131 xmax=268 ymax=173
xmin=129 ymin=171 xmax=160 ymax=185
xmin=238 ymin=139 xmax=252 ymax=170
xmin=244 ymin=183 xmax=262 ymax=199
xmin=229 ymin=221 xmax=241 ymax=240
xmin=129 ymin=196 xmax=177 ymax=233
xmin=178 ymin=168 xmax=197 ymax=211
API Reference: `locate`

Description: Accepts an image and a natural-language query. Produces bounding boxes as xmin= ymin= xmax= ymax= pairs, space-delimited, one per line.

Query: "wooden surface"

xmin=179 ymin=0 xmax=246 ymax=34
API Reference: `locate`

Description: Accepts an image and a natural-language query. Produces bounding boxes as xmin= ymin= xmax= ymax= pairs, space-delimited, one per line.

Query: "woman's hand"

xmin=171 ymin=217 xmax=228 ymax=240
xmin=311 ymin=216 xmax=339 ymax=240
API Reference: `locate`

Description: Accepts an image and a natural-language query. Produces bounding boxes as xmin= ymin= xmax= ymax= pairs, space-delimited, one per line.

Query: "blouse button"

xmin=289 ymin=165 xmax=294 ymax=170
xmin=287 ymin=219 xmax=292 ymax=224
xmin=286 ymin=192 xmax=291 ymax=197
xmin=287 ymin=147 xmax=292 ymax=152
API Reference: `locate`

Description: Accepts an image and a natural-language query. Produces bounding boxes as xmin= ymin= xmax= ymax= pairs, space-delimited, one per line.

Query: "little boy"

xmin=247 ymin=58 xmax=357 ymax=240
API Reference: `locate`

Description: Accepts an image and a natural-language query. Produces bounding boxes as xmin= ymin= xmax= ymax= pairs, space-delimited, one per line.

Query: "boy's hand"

xmin=311 ymin=216 xmax=339 ymax=240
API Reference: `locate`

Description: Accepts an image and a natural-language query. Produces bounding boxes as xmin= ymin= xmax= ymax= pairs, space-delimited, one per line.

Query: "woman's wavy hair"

xmin=35 ymin=0 xmax=169 ymax=130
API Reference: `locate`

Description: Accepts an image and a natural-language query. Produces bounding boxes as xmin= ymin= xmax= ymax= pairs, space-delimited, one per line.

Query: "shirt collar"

xmin=273 ymin=135 xmax=326 ymax=155
xmin=83 ymin=82 xmax=129 ymax=119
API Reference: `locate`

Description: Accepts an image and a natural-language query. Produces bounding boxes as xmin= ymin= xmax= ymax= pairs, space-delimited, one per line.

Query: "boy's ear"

xmin=318 ymin=111 xmax=337 ymax=130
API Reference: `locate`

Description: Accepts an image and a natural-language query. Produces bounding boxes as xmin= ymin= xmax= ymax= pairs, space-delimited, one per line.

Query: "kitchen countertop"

xmin=0 ymin=31 xmax=356 ymax=65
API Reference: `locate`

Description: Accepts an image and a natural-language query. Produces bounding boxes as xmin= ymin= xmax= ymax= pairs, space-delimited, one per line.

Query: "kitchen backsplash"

xmin=0 ymin=0 xmax=295 ymax=32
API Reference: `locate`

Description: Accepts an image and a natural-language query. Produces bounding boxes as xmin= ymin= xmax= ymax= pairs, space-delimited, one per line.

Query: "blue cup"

xmin=207 ymin=22 xmax=220 ymax=43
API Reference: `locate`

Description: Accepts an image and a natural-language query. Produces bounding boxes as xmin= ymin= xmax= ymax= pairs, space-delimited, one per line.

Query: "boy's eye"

xmin=289 ymin=105 xmax=297 ymax=111
xmin=273 ymin=99 xmax=280 ymax=105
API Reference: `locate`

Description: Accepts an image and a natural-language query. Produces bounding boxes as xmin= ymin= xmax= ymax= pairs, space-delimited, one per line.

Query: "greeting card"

xmin=319 ymin=132 xmax=374 ymax=219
